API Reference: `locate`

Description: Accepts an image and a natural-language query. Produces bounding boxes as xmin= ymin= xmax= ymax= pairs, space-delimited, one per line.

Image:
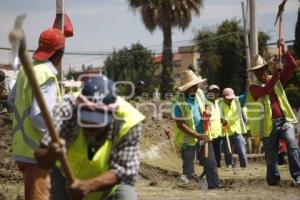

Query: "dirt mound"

xmin=0 ymin=113 xmax=24 ymax=199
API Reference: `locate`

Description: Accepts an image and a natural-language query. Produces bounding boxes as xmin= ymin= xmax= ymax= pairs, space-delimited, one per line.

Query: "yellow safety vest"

xmin=247 ymin=81 xmax=297 ymax=138
xmin=173 ymin=89 xmax=206 ymax=147
xmin=219 ymin=98 xmax=247 ymax=136
xmin=242 ymin=106 xmax=250 ymax=132
xmin=208 ymin=99 xmax=222 ymax=139
xmin=12 ymin=62 xmax=60 ymax=162
xmin=65 ymin=97 xmax=145 ymax=200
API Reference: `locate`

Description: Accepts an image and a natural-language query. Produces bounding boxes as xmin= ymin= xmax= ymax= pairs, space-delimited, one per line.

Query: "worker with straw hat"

xmin=247 ymin=41 xmax=300 ymax=186
xmin=172 ymin=69 xmax=220 ymax=189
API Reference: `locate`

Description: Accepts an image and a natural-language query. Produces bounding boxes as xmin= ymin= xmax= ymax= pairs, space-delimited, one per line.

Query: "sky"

xmin=0 ymin=0 xmax=299 ymax=71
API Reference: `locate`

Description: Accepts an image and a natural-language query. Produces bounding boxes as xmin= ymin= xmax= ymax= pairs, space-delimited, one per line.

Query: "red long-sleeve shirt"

xmin=249 ymin=52 xmax=298 ymax=119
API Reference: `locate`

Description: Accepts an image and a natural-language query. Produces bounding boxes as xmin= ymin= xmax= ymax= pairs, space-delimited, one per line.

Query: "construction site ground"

xmin=1 ymin=101 xmax=300 ymax=200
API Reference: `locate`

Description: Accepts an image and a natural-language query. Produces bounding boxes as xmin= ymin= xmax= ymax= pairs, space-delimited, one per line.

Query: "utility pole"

xmin=249 ymin=0 xmax=258 ymax=81
xmin=56 ymin=0 xmax=64 ymax=93
xmin=242 ymin=1 xmax=251 ymax=80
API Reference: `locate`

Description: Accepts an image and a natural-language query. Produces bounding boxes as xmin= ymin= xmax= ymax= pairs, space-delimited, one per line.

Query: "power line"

xmin=0 ymin=38 xmax=295 ymax=56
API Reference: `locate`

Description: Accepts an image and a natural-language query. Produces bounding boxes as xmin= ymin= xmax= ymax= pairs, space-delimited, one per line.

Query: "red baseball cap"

xmin=223 ymin=88 xmax=236 ymax=100
xmin=33 ymin=28 xmax=65 ymax=61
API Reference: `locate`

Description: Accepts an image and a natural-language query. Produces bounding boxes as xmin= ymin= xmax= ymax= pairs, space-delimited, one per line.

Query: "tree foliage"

xmin=104 ymin=43 xmax=157 ymax=96
xmin=258 ymin=31 xmax=271 ymax=56
xmin=285 ymin=60 xmax=300 ymax=109
xmin=65 ymin=67 xmax=76 ymax=80
xmin=195 ymin=19 xmax=271 ymax=94
xmin=128 ymin=0 xmax=203 ymax=99
xmin=286 ymin=6 xmax=300 ymax=110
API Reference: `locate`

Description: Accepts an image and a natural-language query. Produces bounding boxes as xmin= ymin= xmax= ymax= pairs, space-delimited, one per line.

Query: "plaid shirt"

xmin=41 ymin=95 xmax=142 ymax=186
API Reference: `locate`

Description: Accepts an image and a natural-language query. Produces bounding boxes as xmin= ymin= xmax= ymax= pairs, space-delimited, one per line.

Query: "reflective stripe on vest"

xmin=12 ymin=62 xmax=61 ymax=161
xmin=12 ymin=106 xmax=39 ymax=150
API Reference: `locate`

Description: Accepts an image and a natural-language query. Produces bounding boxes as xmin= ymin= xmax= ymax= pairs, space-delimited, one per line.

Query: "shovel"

xmin=197 ymin=111 xmax=210 ymax=190
xmin=223 ymin=125 xmax=233 ymax=167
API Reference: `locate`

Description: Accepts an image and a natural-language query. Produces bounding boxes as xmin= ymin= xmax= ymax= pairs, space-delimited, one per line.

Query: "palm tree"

xmin=128 ymin=0 xmax=203 ymax=99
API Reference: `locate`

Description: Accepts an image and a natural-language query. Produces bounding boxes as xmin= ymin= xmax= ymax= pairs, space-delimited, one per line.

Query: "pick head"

xmin=274 ymin=0 xmax=287 ymax=26
xmin=9 ymin=14 xmax=27 ymax=70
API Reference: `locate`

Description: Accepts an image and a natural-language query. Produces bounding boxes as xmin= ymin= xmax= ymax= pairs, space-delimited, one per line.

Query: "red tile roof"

xmin=154 ymin=53 xmax=181 ymax=63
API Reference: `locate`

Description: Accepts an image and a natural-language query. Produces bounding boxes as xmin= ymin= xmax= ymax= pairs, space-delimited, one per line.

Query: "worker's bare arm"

xmin=34 ymin=140 xmax=65 ymax=169
xmin=68 ymin=171 xmax=119 ymax=200
xmin=175 ymin=119 xmax=209 ymax=142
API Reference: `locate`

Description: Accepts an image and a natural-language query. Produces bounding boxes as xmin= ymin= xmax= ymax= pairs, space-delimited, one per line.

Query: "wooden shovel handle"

xmin=204 ymin=134 xmax=209 ymax=158
xmin=223 ymin=126 xmax=232 ymax=154
xmin=203 ymin=112 xmax=210 ymax=158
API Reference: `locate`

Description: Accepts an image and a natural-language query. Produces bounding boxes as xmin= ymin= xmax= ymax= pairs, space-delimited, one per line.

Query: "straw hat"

xmin=178 ymin=69 xmax=206 ymax=91
xmin=249 ymin=55 xmax=267 ymax=71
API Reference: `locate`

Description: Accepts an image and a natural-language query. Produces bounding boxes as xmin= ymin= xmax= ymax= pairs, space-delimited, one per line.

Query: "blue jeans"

xmin=262 ymin=119 xmax=300 ymax=186
xmin=223 ymin=134 xmax=248 ymax=167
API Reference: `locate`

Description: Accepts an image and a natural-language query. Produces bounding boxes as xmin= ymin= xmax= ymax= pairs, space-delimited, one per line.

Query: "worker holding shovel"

xmin=8 ymin=16 xmax=73 ymax=199
xmin=172 ymin=69 xmax=219 ymax=189
xmin=219 ymin=88 xmax=248 ymax=168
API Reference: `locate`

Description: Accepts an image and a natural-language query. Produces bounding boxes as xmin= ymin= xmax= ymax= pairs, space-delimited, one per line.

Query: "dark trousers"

xmin=181 ymin=143 xmax=219 ymax=188
xmin=197 ymin=142 xmax=220 ymax=188
xmin=262 ymin=119 xmax=300 ymax=186
xmin=212 ymin=137 xmax=222 ymax=167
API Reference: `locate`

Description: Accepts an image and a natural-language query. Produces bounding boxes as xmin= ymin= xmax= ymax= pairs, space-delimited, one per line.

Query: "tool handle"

xmin=203 ymin=112 xmax=210 ymax=158
xmin=204 ymin=135 xmax=209 ymax=158
xmin=223 ymin=126 xmax=232 ymax=154
xmin=278 ymin=14 xmax=283 ymax=62
xmin=18 ymin=37 xmax=75 ymax=183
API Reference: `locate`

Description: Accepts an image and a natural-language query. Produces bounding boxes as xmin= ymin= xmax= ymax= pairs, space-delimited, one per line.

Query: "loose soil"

xmin=1 ymin=100 xmax=300 ymax=199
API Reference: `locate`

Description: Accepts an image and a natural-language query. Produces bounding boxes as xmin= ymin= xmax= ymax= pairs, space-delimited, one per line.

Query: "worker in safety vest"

xmin=219 ymin=88 xmax=248 ymax=168
xmin=247 ymin=41 xmax=300 ymax=186
xmin=8 ymin=15 xmax=73 ymax=199
xmin=172 ymin=69 xmax=219 ymax=189
xmin=206 ymin=84 xmax=222 ymax=168
xmin=8 ymin=28 xmax=66 ymax=200
xmin=35 ymin=75 xmax=145 ymax=200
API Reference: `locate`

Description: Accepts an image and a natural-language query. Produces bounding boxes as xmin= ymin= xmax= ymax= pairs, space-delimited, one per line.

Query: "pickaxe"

xmin=9 ymin=15 xmax=75 ymax=185
xmin=274 ymin=0 xmax=288 ymax=62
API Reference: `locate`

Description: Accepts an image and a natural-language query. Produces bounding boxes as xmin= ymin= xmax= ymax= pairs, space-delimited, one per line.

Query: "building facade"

xmin=154 ymin=45 xmax=200 ymax=86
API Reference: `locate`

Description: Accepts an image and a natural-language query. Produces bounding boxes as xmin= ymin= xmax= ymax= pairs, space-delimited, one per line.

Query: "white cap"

xmin=208 ymin=84 xmax=220 ymax=91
